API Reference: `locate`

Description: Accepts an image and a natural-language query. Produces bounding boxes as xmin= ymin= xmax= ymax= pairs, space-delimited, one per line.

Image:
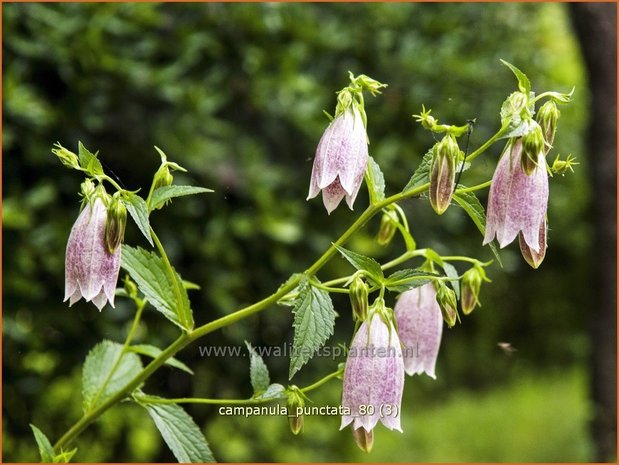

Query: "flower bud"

xmin=124 ymin=276 xmax=138 ymax=299
xmin=352 ymin=427 xmax=374 ymax=453
xmin=286 ymin=387 xmax=305 ymax=435
xmin=536 ymin=101 xmax=560 ymax=151
xmin=521 ymin=123 xmax=545 ymax=176
xmin=52 ymin=144 xmax=80 ymax=169
xmin=460 ymin=267 xmax=483 ymax=315
xmin=435 ymin=282 xmax=458 ymax=327
xmin=151 ymin=165 xmax=174 ymax=209
xmin=501 ymin=92 xmax=529 ymax=124
xmin=376 ymin=210 xmax=398 ymax=246
xmin=104 ymin=195 xmax=127 ymax=254
xmin=80 ymin=179 xmax=97 ymax=199
xmin=349 ymin=275 xmax=369 ymax=322
xmin=429 ymin=136 xmax=458 ymax=215
xmin=519 ymin=218 xmax=547 ymax=269
xmin=551 ymin=154 xmax=578 ymax=176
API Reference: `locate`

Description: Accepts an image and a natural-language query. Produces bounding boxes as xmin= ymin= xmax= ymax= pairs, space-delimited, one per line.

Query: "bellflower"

xmin=341 ymin=313 xmax=404 ymax=434
xmin=64 ymin=197 xmax=121 ymax=311
xmin=394 ymin=284 xmax=443 ymax=379
xmin=307 ymin=105 xmax=369 ymax=214
xmin=483 ymin=138 xmax=549 ymax=252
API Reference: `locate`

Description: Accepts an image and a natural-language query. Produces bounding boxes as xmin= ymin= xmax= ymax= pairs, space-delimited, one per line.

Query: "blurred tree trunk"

xmin=569 ymin=3 xmax=617 ymax=462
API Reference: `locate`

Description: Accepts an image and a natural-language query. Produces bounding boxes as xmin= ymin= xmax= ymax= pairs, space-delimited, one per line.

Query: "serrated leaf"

xmin=121 ymin=245 xmax=194 ymax=330
xmin=441 ymin=261 xmax=460 ymax=299
xmin=366 ymin=156 xmax=385 ymax=203
xmin=82 ymin=340 xmax=143 ymax=412
xmin=30 ymin=424 xmax=55 ymax=462
xmin=403 ymin=147 xmax=434 ymax=192
xmin=78 ymin=142 xmax=104 ymax=176
xmin=453 ymin=191 xmax=502 ymax=266
xmin=289 ymin=280 xmax=337 ymax=379
xmin=333 ymin=244 xmax=384 ymax=284
xmin=245 ymin=341 xmax=270 ymax=394
xmin=255 ymin=383 xmax=287 ymax=400
xmin=500 ymin=59 xmax=531 ymax=94
xmin=140 ymin=398 xmax=214 ymax=463
xmin=384 ymin=269 xmax=436 ymax=292
xmin=150 ymin=186 xmax=213 ymax=211
xmin=123 ymin=194 xmax=154 ymax=246
xmin=129 ymin=344 xmax=194 ymax=375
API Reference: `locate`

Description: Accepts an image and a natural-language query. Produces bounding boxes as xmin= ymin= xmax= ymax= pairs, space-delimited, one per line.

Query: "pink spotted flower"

xmin=394 ymin=284 xmax=443 ymax=379
xmin=341 ymin=312 xmax=404 ymax=435
xmin=483 ymin=138 xmax=549 ymax=252
xmin=64 ymin=196 xmax=121 ymax=310
xmin=307 ymin=105 xmax=369 ymax=214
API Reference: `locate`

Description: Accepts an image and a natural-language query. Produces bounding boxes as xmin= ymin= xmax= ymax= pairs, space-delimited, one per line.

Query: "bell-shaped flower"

xmin=341 ymin=312 xmax=404 ymax=433
xmin=519 ymin=217 xmax=547 ymax=269
xmin=64 ymin=197 xmax=121 ymax=311
xmin=483 ymin=138 xmax=549 ymax=252
xmin=394 ymin=284 xmax=443 ymax=379
xmin=307 ymin=105 xmax=369 ymax=214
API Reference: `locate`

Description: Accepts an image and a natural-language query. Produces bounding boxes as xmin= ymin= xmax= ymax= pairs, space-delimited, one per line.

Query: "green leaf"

xmin=121 ymin=245 xmax=194 ymax=330
xmin=500 ymin=59 xmax=531 ymax=94
xmin=123 ymin=194 xmax=153 ymax=247
xmin=289 ymin=280 xmax=337 ymax=379
xmin=365 ymin=156 xmax=385 ymax=203
xmin=54 ymin=448 xmax=77 ymax=463
xmin=140 ymin=398 xmax=215 ymax=463
xmin=30 ymin=424 xmax=55 ymax=462
xmin=78 ymin=141 xmax=104 ymax=176
xmin=150 ymin=185 xmax=213 ymax=211
xmin=384 ymin=269 xmax=436 ymax=292
xmin=403 ymin=147 xmax=434 ymax=192
xmin=245 ymin=341 xmax=270 ymax=394
xmin=255 ymin=383 xmax=287 ymax=400
xmin=333 ymin=244 xmax=384 ymax=284
xmin=82 ymin=340 xmax=143 ymax=412
xmin=129 ymin=344 xmax=194 ymax=375
xmin=441 ymin=261 xmax=461 ymax=299
xmin=453 ymin=191 xmax=502 ymax=266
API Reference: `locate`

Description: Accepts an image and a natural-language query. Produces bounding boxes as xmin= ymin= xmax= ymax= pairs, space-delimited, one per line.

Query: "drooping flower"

xmin=483 ymin=138 xmax=549 ymax=252
xmin=519 ymin=217 xmax=547 ymax=269
xmin=64 ymin=196 xmax=121 ymax=311
xmin=307 ymin=105 xmax=369 ymax=214
xmin=394 ymin=284 xmax=443 ymax=379
xmin=341 ymin=312 xmax=404 ymax=434
xmin=429 ymin=135 xmax=459 ymax=215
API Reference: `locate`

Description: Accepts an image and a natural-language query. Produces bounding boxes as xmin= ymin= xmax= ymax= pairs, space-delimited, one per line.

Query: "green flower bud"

xmin=501 ymin=91 xmax=529 ymax=124
xmin=80 ymin=179 xmax=97 ymax=199
xmin=123 ymin=276 xmax=138 ymax=299
xmin=150 ymin=165 xmax=174 ymax=209
xmin=536 ymin=100 xmax=560 ymax=151
xmin=286 ymin=386 xmax=305 ymax=435
xmin=435 ymin=282 xmax=458 ymax=327
xmin=349 ymin=275 xmax=369 ymax=322
xmin=429 ymin=136 xmax=458 ymax=215
xmin=52 ymin=143 xmax=80 ymax=169
xmin=521 ymin=123 xmax=545 ymax=176
xmin=551 ymin=154 xmax=579 ymax=176
xmin=376 ymin=211 xmax=398 ymax=246
xmin=352 ymin=427 xmax=374 ymax=453
xmin=104 ymin=195 xmax=127 ymax=254
xmin=460 ymin=267 xmax=484 ymax=315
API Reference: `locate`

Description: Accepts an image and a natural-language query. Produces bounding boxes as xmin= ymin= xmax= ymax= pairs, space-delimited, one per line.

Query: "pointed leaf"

xmin=129 ymin=344 xmax=194 ymax=375
xmin=440 ymin=261 xmax=461 ymax=299
xmin=255 ymin=383 xmax=287 ymax=400
xmin=500 ymin=59 xmax=531 ymax=94
xmin=82 ymin=340 xmax=143 ymax=412
xmin=30 ymin=424 xmax=55 ymax=462
xmin=385 ymin=269 xmax=436 ymax=292
xmin=403 ymin=147 xmax=434 ymax=192
xmin=453 ymin=191 xmax=502 ymax=266
xmin=121 ymin=245 xmax=194 ymax=330
xmin=78 ymin=142 xmax=104 ymax=176
xmin=289 ymin=280 xmax=337 ymax=379
xmin=150 ymin=186 xmax=213 ymax=211
xmin=245 ymin=341 xmax=270 ymax=394
xmin=139 ymin=398 xmax=215 ymax=463
xmin=366 ymin=156 xmax=385 ymax=203
xmin=333 ymin=244 xmax=384 ymax=284
xmin=123 ymin=194 xmax=153 ymax=246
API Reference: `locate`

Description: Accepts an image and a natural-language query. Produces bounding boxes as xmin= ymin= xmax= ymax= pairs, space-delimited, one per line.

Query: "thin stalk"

xmin=454 ymin=180 xmax=492 ymax=194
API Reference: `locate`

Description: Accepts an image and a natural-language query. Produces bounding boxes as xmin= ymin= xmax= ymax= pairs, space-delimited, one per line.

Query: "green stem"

xmin=454 ymin=180 xmax=492 ymax=194
xmin=312 ymin=283 xmax=350 ymax=294
xmin=134 ymin=394 xmax=275 ymax=406
xmin=52 ymin=182 xmax=431 ymax=454
xmin=465 ymin=124 xmax=509 ymax=162
xmin=300 ymin=368 xmax=344 ymax=394
xmin=150 ymin=228 xmax=190 ymax=330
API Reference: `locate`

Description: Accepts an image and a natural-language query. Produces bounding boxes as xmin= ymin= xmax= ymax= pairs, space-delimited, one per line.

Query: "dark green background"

xmin=3 ymin=3 xmax=597 ymax=462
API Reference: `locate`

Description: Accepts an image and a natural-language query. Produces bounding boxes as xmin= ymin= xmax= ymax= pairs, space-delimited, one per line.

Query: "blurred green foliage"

xmin=3 ymin=3 xmax=592 ymax=462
